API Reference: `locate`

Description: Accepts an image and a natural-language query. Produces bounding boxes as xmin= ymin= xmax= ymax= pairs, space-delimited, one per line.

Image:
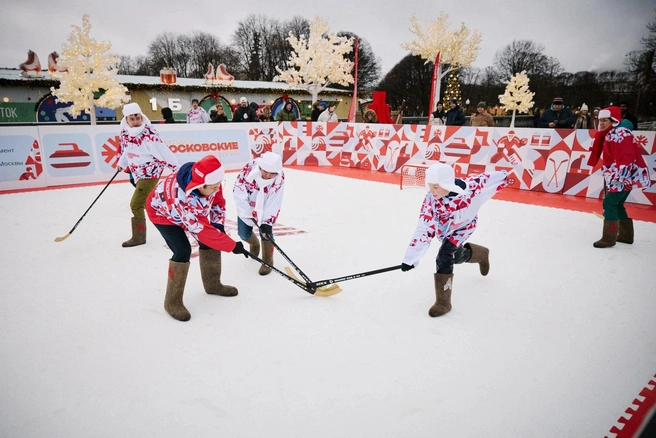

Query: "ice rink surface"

xmin=1 ymin=168 xmax=655 ymax=437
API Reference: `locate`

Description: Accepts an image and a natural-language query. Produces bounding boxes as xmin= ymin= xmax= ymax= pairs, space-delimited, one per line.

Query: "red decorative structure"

xmin=367 ymin=91 xmax=394 ymax=124
xmin=19 ymin=50 xmax=42 ymax=77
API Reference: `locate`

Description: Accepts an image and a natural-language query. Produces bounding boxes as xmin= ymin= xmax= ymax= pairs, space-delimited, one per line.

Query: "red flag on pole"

xmin=347 ymin=37 xmax=359 ymax=123
xmin=427 ymin=52 xmax=441 ymax=115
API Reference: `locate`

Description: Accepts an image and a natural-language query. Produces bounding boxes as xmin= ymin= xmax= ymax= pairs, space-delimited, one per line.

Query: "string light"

xmin=49 ymin=14 xmax=130 ymax=122
xmin=273 ymin=16 xmax=354 ymax=103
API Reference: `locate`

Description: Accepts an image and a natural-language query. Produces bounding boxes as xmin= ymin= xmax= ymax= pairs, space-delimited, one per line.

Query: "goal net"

xmin=400 ymin=164 xmax=429 ymax=190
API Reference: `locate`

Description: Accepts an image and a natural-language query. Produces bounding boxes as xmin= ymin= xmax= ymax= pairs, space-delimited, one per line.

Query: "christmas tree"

xmin=498 ymin=71 xmax=535 ymax=128
xmin=50 ymin=15 xmax=130 ymax=124
xmin=442 ymin=71 xmax=462 ymax=107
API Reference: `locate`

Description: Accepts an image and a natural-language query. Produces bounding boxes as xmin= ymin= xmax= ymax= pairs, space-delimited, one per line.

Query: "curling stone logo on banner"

xmin=42 ymin=133 xmax=95 ymax=176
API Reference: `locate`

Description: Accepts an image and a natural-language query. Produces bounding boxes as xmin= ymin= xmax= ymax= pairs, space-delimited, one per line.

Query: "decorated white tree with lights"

xmin=402 ymin=12 xmax=481 ymax=112
xmin=498 ymin=71 xmax=535 ymax=128
xmin=50 ymin=15 xmax=130 ymax=124
xmin=274 ymin=16 xmax=354 ymax=103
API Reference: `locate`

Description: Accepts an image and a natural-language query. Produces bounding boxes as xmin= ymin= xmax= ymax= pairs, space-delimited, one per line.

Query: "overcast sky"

xmin=1 ymin=0 xmax=654 ymax=77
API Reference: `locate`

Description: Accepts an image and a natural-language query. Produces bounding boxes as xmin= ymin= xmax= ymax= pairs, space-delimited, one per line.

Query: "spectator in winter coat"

xmin=259 ymin=105 xmax=274 ymax=122
xmin=618 ymin=101 xmax=638 ymax=131
xmin=233 ymin=152 xmax=285 ymax=276
xmin=161 ymin=107 xmax=175 ymax=124
xmin=401 ymin=163 xmax=509 ymax=317
xmin=591 ymin=107 xmax=601 ymax=130
xmin=275 ymin=102 xmax=298 ymax=121
xmin=317 ymin=104 xmax=338 ymax=122
xmin=146 ymin=155 xmax=250 ymax=322
xmin=538 ymin=97 xmax=575 ymax=128
xmin=232 ymin=97 xmax=258 ymax=122
xmin=574 ymin=103 xmax=592 ymax=129
xmin=210 ymin=104 xmax=228 ymax=123
xmin=587 ymin=106 xmax=650 ymax=248
xmin=469 ymin=102 xmax=494 ymax=127
xmin=428 ymin=102 xmax=446 ymax=126
xmin=186 ymin=99 xmax=209 ymax=124
xmin=445 ymin=99 xmax=465 ymax=126
xmin=311 ymin=101 xmax=326 ymax=121
xmin=117 ymin=102 xmax=179 ymax=248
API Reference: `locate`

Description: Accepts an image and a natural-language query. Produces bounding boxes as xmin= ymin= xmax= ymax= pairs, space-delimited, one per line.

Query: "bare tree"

xmin=377 ymin=54 xmax=432 ymax=113
xmin=334 ymin=32 xmax=382 ymax=92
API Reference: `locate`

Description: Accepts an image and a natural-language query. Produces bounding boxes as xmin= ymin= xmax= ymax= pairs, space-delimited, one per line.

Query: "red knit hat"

xmin=598 ymin=106 xmax=622 ymax=125
xmin=186 ymin=155 xmax=224 ymax=194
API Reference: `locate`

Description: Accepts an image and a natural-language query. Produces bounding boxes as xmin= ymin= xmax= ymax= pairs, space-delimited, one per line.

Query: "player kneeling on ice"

xmin=117 ymin=103 xmax=179 ymax=248
xmin=233 ymin=152 xmax=285 ymax=276
xmin=146 ymin=155 xmax=249 ymax=322
xmin=401 ymin=163 xmax=509 ymax=317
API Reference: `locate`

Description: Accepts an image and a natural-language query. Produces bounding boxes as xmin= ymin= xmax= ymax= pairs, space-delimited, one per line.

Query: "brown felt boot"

xmin=466 ymin=243 xmax=490 ymax=276
xmin=164 ymin=260 xmax=191 ymax=321
xmin=617 ymin=219 xmax=634 ymax=244
xmin=245 ymin=234 xmax=260 ymax=258
xmin=259 ymin=240 xmax=274 ymax=276
xmin=593 ymin=220 xmax=619 ymax=248
xmin=429 ymin=273 xmax=453 ymax=317
xmin=199 ymin=249 xmax=238 ymax=297
xmin=122 ymin=217 xmax=147 ymax=247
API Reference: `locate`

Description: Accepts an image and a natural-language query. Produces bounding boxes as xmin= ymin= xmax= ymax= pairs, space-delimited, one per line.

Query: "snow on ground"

xmin=1 ymin=168 xmax=655 ymax=437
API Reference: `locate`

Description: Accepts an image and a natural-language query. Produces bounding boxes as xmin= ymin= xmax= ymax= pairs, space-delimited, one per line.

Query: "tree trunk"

xmin=90 ymin=105 xmax=97 ymax=125
xmin=510 ymin=109 xmax=516 ymax=128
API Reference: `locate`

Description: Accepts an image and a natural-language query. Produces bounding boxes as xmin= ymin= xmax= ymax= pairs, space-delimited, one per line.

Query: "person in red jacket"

xmin=146 ymin=155 xmax=250 ymax=321
xmin=588 ymin=106 xmax=651 ymax=248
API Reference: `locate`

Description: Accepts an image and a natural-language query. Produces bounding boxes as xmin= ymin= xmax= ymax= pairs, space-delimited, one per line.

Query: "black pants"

xmin=435 ymin=240 xmax=472 ymax=275
xmin=154 ymin=223 xmax=224 ymax=263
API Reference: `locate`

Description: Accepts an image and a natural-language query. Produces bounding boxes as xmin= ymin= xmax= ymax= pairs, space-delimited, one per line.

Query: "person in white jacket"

xmin=401 ymin=163 xmax=508 ymax=317
xmin=117 ymin=102 xmax=179 ymax=247
xmin=317 ymin=104 xmax=339 ymax=122
xmin=233 ymin=152 xmax=285 ymax=275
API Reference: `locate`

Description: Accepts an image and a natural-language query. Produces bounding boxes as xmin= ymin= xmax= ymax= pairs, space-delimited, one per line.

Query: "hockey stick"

xmin=312 ymin=265 xmax=404 ymax=289
xmin=54 ymin=169 xmax=121 ymax=242
xmin=251 ymin=220 xmax=341 ymax=293
xmin=251 ymin=219 xmax=312 ymax=283
xmin=246 ymin=251 xmax=341 ymax=297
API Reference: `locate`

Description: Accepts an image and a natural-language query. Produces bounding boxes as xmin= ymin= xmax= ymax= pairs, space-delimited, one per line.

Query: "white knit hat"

xmin=580 ymin=103 xmax=588 ymax=111
xmin=240 ymin=97 xmax=248 ymax=103
xmin=425 ymin=163 xmax=465 ymax=194
xmin=122 ymin=103 xmax=143 ymax=117
xmin=256 ymin=152 xmax=283 ymax=173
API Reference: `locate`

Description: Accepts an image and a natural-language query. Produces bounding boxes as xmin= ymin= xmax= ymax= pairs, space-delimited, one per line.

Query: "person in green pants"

xmin=117 ymin=103 xmax=179 ymax=247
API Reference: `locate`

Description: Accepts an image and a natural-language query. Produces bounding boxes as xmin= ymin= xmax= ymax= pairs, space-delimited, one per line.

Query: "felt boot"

xmin=259 ymin=240 xmax=274 ymax=276
xmin=593 ymin=220 xmax=619 ymax=248
xmin=617 ymin=219 xmax=634 ymax=244
xmin=122 ymin=217 xmax=147 ymax=247
xmin=429 ymin=273 xmax=453 ymax=317
xmin=199 ymin=249 xmax=238 ymax=297
xmin=164 ymin=260 xmax=191 ymax=322
xmin=245 ymin=233 xmax=260 ymax=258
xmin=466 ymin=243 xmax=490 ymax=276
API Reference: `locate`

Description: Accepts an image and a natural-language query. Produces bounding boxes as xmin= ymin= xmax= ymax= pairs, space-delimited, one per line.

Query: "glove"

xmin=401 ymin=263 xmax=414 ymax=272
xmin=260 ymin=224 xmax=273 ymax=240
xmin=232 ymin=241 xmax=249 ymax=258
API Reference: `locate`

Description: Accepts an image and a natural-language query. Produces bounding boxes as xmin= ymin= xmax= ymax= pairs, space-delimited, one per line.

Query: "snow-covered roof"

xmin=0 ymin=68 xmax=349 ymax=93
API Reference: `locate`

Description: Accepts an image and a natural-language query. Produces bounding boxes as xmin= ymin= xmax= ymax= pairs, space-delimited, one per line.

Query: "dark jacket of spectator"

xmin=445 ymin=105 xmax=465 ymax=126
xmin=232 ymin=105 xmax=258 ymax=122
xmin=539 ymin=105 xmax=576 ymax=128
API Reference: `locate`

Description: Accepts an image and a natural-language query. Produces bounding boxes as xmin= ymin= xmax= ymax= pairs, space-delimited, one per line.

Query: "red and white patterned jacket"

xmin=233 ymin=161 xmax=285 ymax=226
xmin=602 ymin=127 xmax=651 ymax=192
xmin=118 ymin=125 xmax=178 ymax=183
xmin=146 ymin=162 xmax=236 ymax=252
xmin=403 ymin=171 xmax=509 ymax=267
